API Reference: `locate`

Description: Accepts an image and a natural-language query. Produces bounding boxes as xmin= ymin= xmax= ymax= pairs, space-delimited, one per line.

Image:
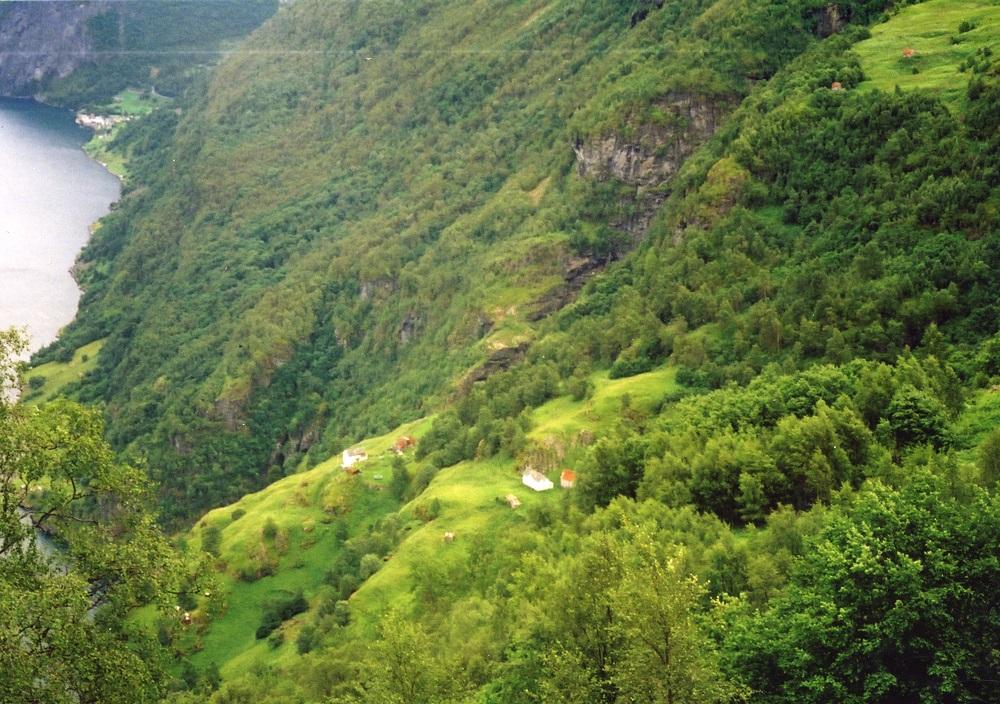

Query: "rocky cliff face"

xmin=0 ymin=1 xmax=106 ymax=97
xmin=574 ymin=92 xmax=735 ymax=235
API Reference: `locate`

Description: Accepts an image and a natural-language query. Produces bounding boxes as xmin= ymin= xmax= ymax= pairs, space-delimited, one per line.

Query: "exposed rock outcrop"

xmin=461 ymin=342 xmax=529 ymax=390
xmin=399 ymin=311 xmax=422 ymax=345
xmin=814 ymin=4 xmax=849 ymax=38
xmin=528 ymin=255 xmax=612 ymax=322
xmin=0 ymin=1 xmax=107 ymax=97
xmin=574 ymin=91 xmax=735 ymax=236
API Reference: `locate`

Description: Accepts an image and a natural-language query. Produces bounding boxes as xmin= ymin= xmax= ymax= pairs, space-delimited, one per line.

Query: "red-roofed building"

xmin=560 ymin=469 xmax=577 ymax=488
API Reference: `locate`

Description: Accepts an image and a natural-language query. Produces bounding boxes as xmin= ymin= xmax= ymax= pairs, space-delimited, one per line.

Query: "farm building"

xmin=505 ymin=494 xmax=522 ymax=509
xmin=342 ymin=447 xmax=368 ymax=469
xmin=522 ymin=469 xmax=553 ymax=492
xmin=560 ymin=469 xmax=577 ymax=488
xmin=394 ymin=435 xmax=416 ymax=453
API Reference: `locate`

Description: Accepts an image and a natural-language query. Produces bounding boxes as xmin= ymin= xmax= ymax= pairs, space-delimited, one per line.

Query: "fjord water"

xmin=0 ymin=98 xmax=120 ymax=352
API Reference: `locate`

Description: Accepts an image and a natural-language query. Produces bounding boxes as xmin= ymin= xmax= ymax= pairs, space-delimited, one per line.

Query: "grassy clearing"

xmin=22 ymin=339 xmax=104 ymax=404
xmin=178 ymin=365 xmax=681 ymax=676
xmin=854 ymin=0 xmax=1000 ymax=105
xmin=183 ymin=418 xmax=430 ymax=676
xmin=84 ymin=129 xmax=128 ymax=180
xmin=531 ymin=366 xmax=678 ymax=439
xmin=109 ymin=89 xmax=170 ymax=117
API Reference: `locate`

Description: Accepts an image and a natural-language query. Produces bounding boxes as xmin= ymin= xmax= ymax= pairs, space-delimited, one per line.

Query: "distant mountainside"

xmin=0 ymin=0 xmax=106 ymax=96
xmin=0 ymin=0 xmax=276 ymax=105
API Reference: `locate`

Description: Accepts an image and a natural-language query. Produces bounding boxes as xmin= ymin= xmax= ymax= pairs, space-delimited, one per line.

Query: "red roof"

xmin=561 ymin=469 xmax=576 ymax=482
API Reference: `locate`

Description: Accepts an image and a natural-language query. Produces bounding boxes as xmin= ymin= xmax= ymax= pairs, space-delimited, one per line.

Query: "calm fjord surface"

xmin=0 ymin=98 xmax=120 ymax=351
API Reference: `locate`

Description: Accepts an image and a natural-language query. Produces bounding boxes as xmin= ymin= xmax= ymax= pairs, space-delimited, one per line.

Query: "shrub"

xmin=333 ymin=600 xmax=350 ymax=627
xmin=201 ymin=524 xmax=222 ymax=557
xmin=296 ymin=625 xmax=318 ymax=654
xmin=359 ymin=553 xmax=382 ymax=579
xmin=255 ymin=590 xmax=309 ymax=640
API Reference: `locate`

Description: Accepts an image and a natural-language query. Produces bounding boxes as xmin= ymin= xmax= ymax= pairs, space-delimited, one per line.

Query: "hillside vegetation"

xmin=23 ymin=0 xmax=1000 ymax=701
xmin=40 ymin=0 xmax=928 ymax=523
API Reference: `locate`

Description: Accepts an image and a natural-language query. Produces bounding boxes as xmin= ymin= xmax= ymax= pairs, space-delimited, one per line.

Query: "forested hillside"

xmin=20 ymin=0 xmax=1000 ymax=701
xmin=38 ymin=0 xmax=914 ymax=522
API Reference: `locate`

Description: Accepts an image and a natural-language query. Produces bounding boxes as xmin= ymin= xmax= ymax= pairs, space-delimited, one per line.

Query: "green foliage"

xmin=979 ymin=427 xmax=1000 ymax=485
xmin=727 ymin=468 xmax=1000 ymax=703
xmin=21 ymin=1 xmax=1000 ymax=701
xmin=201 ymin=524 xmax=222 ymax=558
xmin=389 ymin=456 xmax=411 ymax=501
xmin=255 ymin=590 xmax=308 ymax=640
xmin=45 ymin=0 xmax=913 ymax=526
xmin=0 ymin=331 xmax=197 ymax=704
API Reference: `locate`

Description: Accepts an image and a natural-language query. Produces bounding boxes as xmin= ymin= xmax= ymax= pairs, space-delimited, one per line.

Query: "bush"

xmin=333 ymin=600 xmax=350 ymax=627
xmin=262 ymin=518 xmax=278 ymax=540
xmin=255 ymin=590 xmax=309 ymax=640
xmin=609 ymin=356 xmax=655 ymax=379
xmin=390 ymin=456 xmax=410 ymax=501
xmin=231 ymin=508 xmax=246 ymax=521
xmin=201 ymin=524 xmax=222 ymax=557
xmin=980 ymin=429 xmax=1000 ymax=487
xmin=359 ymin=553 xmax=382 ymax=580
xmin=338 ymin=573 xmax=360 ymax=600
xmin=296 ymin=625 xmax=318 ymax=654
xmin=567 ymin=373 xmax=595 ymax=401
xmin=27 ymin=376 xmax=45 ymax=390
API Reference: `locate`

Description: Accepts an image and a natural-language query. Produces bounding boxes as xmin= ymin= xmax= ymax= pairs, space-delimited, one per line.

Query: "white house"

xmin=342 ymin=447 xmax=368 ymax=469
xmin=522 ymin=469 xmax=553 ymax=492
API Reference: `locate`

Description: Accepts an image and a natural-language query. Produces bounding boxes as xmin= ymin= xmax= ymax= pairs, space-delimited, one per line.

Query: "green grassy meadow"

xmin=183 ymin=418 xmax=431 ymax=675
xmin=531 ymin=367 xmax=678 ymax=439
xmin=22 ymin=339 xmax=104 ymax=404
xmin=176 ymin=364 xmax=679 ymax=677
xmin=855 ymin=0 xmax=1000 ymax=104
xmin=109 ymin=89 xmax=170 ymax=117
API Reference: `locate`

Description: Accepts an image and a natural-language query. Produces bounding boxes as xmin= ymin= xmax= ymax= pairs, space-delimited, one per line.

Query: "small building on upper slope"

xmin=522 ymin=469 xmax=553 ymax=492
xmin=342 ymin=447 xmax=368 ymax=469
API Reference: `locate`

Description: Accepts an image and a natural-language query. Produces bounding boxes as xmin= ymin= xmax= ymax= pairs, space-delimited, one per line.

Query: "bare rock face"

xmin=574 ymin=92 xmax=732 ymax=187
xmin=573 ymin=92 xmax=735 ymax=236
xmin=815 ymin=4 xmax=849 ymax=38
xmin=0 ymin=1 xmax=107 ymax=97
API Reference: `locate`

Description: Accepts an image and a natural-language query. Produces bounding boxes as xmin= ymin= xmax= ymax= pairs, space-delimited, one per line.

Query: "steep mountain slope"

xmin=39 ymin=0 xmax=894 ymax=522
xmin=16 ymin=0 xmax=1000 ymax=701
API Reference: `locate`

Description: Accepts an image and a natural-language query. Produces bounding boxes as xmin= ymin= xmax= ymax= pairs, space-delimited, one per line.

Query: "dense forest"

xmin=6 ymin=0 xmax=1000 ymax=702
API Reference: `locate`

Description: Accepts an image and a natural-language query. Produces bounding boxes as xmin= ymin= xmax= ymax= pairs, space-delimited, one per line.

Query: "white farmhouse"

xmin=521 ymin=469 xmax=553 ymax=492
xmin=342 ymin=447 xmax=368 ymax=469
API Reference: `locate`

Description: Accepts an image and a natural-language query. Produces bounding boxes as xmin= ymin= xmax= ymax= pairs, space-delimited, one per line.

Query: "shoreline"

xmin=0 ymin=97 xmax=124 ymax=367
